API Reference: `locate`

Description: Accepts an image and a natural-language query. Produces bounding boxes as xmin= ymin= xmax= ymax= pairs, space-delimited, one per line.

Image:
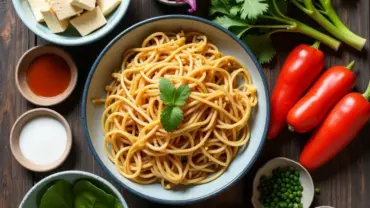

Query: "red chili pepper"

xmin=287 ymin=61 xmax=356 ymax=133
xmin=268 ymin=42 xmax=325 ymax=139
xmin=300 ymin=82 xmax=370 ymax=171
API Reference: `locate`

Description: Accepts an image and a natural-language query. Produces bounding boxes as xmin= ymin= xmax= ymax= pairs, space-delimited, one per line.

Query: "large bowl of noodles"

xmin=82 ymin=15 xmax=270 ymax=204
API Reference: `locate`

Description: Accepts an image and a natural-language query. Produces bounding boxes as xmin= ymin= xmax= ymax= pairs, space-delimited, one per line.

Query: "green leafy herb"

xmin=40 ymin=180 xmax=73 ymax=208
xmin=159 ymin=78 xmax=191 ymax=132
xmin=239 ymin=0 xmax=268 ymax=19
xmin=210 ymin=0 xmax=367 ymax=64
xmin=74 ymin=180 xmax=122 ymax=208
xmin=39 ymin=180 xmax=122 ymax=208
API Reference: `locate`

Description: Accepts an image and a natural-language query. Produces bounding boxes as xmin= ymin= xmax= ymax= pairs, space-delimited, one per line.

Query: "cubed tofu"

xmin=70 ymin=0 xmax=96 ymax=11
xmin=97 ymin=0 xmax=121 ymax=16
xmin=41 ymin=6 xmax=69 ymax=33
xmin=27 ymin=0 xmax=49 ymax=22
xmin=49 ymin=0 xmax=83 ymax=20
xmin=70 ymin=6 xmax=107 ymax=36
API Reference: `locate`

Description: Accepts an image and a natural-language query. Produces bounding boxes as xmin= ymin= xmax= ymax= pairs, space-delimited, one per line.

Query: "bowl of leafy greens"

xmin=20 ymin=170 xmax=128 ymax=208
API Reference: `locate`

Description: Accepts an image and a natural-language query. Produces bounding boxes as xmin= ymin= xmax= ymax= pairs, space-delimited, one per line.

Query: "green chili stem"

xmin=362 ymin=81 xmax=370 ymax=100
xmin=346 ymin=61 xmax=355 ymax=70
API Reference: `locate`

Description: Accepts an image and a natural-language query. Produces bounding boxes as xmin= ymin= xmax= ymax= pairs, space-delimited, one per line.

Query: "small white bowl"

xmin=251 ymin=157 xmax=314 ymax=208
xmin=20 ymin=170 xmax=129 ymax=208
xmin=10 ymin=108 xmax=72 ymax=172
xmin=12 ymin=0 xmax=131 ymax=46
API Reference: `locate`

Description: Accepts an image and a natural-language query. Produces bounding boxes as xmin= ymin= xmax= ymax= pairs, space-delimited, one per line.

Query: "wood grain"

xmin=0 ymin=0 xmax=369 ymax=207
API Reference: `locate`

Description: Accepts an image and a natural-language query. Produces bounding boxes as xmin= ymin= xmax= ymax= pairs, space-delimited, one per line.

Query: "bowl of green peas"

xmin=252 ymin=157 xmax=314 ymax=208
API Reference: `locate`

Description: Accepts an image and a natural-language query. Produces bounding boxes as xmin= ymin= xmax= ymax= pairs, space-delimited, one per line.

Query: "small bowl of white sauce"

xmin=10 ymin=108 xmax=72 ymax=172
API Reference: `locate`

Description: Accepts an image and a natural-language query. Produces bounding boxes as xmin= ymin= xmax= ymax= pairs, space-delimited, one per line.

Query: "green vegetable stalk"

xmin=210 ymin=0 xmax=341 ymax=63
xmin=292 ymin=0 xmax=366 ymax=51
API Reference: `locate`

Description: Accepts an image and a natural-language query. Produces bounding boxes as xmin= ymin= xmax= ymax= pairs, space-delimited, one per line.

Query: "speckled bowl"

xmin=82 ymin=15 xmax=270 ymax=204
xmin=251 ymin=157 xmax=315 ymax=208
xmin=12 ymin=0 xmax=131 ymax=45
xmin=20 ymin=170 xmax=129 ymax=208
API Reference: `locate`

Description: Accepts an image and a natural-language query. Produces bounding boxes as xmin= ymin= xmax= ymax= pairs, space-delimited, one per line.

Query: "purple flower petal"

xmin=176 ymin=0 xmax=197 ymax=13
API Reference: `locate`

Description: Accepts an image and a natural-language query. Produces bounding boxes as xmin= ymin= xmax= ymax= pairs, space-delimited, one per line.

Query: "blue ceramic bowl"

xmin=20 ymin=170 xmax=129 ymax=208
xmin=82 ymin=15 xmax=270 ymax=204
xmin=12 ymin=0 xmax=130 ymax=46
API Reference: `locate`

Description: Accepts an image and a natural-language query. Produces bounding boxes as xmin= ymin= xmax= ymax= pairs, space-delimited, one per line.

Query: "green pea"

xmin=279 ymin=202 xmax=287 ymax=207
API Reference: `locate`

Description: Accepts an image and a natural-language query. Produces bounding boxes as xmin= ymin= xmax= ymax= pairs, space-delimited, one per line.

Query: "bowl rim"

xmin=11 ymin=0 xmax=131 ymax=46
xmin=81 ymin=14 xmax=270 ymax=205
xmin=19 ymin=170 xmax=129 ymax=207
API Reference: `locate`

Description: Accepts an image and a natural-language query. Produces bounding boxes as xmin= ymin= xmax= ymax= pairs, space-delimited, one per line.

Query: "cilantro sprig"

xmin=159 ymin=78 xmax=191 ymax=132
xmin=210 ymin=0 xmax=367 ymax=63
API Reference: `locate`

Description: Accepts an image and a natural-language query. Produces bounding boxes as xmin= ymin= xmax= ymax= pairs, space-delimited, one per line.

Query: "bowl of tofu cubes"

xmin=12 ymin=0 xmax=130 ymax=45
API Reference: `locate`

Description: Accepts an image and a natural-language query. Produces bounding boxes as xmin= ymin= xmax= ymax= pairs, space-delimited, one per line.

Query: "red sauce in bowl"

xmin=26 ymin=54 xmax=71 ymax=97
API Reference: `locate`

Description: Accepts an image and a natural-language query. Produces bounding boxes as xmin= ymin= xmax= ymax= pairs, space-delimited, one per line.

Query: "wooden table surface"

xmin=1 ymin=0 xmax=369 ymax=207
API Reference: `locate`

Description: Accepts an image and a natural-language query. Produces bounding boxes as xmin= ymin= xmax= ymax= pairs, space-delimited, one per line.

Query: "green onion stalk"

xmin=292 ymin=0 xmax=367 ymax=51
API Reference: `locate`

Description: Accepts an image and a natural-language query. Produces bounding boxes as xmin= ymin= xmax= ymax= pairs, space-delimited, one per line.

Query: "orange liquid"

xmin=26 ymin=54 xmax=71 ymax=97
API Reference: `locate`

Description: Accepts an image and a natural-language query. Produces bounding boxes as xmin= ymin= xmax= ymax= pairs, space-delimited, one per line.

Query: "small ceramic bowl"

xmin=251 ymin=157 xmax=315 ymax=208
xmin=16 ymin=45 xmax=78 ymax=106
xmin=20 ymin=170 xmax=129 ymax=208
xmin=12 ymin=0 xmax=131 ymax=46
xmin=10 ymin=108 xmax=72 ymax=172
xmin=156 ymin=0 xmax=186 ymax=6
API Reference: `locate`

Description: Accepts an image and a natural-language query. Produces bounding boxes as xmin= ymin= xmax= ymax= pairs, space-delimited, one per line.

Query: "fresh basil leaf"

xmin=40 ymin=180 xmax=73 ymax=208
xmin=160 ymin=106 xmax=183 ymax=132
xmin=73 ymin=180 xmax=122 ymax=208
xmin=173 ymin=84 xmax=191 ymax=106
xmin=159 ymin=78 xmax=175 ymax=105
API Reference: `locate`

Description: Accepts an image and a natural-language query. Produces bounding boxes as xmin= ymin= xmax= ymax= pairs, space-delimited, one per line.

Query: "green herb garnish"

xmin=210 ymin=0 xmax=367 ymax=64
xmin=159 ymin=78 xmax=191 ymax=132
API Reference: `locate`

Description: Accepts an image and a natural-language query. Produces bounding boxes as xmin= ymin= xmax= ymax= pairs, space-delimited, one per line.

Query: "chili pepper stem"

xmin=362 ymin=81 xmax=370 ymax=100
xmin=312 ymin=41 xmax=321 ymax=49
xmin=346 ymin=61 xmax=355 ymax=70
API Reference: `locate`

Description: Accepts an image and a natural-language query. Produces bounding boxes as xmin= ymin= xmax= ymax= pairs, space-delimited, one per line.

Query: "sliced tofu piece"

xmin=48 ymin=0 xmax=83 ymax=20
xmin=40 ymin=6 xmax=69 ymax=33
xmin=70 ymin=0 xmax=96 ymax=11
xmin=70 ymin=6 xmax=107 ymax=36
xmin=28 ymin=0 xmax=49 ymax=22
xmin=97 ymin=0 xmax=121 ymax=16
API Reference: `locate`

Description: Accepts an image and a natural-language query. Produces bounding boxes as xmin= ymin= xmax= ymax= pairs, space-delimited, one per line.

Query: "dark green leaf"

xmin=243 ymin=34 xmax=276 ymax=64
xmin=40 ymin=180 xmax=73 ymax=208
xmin=73 ymin=180 xmax=122 ymax=208
xmin=160 ymin=106 xmax=183 ymax=132
xmin=159 ymin=78 xmax=175 ymax=105
xmin=173 ymin=84 xmax=191 ymax=106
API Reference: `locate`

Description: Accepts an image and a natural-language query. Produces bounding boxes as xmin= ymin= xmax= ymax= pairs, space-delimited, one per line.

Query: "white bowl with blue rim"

xmin=82 ymin=15 xmax=270 ymax=204
xmin=20 ymin=170 xmax=129 ymax=207
xmin=12 ymin=0 xmax=130 ymax=46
